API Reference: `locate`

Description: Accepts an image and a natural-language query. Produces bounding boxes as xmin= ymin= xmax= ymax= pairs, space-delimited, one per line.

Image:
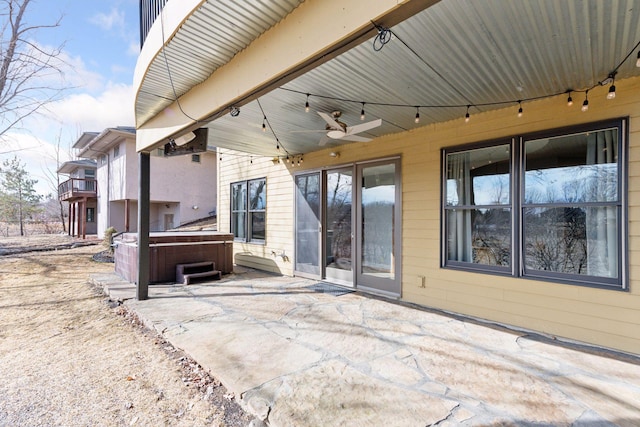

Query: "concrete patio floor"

xmin=92 ymin=267 xmax=640 ymax=426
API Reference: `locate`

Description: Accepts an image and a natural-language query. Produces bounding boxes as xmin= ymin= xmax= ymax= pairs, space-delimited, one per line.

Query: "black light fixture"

xmin=517 ymin=100 xmax=523 ymax=118
xmin=262 ymin=116 xmax=267 ymax=132
xmin=230 ymin=106 xmax=240 ymax=117
xmin=305 ymin=94 xmax=310 ymax=112
xmin=582 ymin=90 xmax=589 ymax=112
xmin=607 ymin=74 xmax=616 ymax=100
xmin=414 ymin=107 xmax=420 ymax=124
xmin=465 ymin=105 xmax=470 ymax=123
xmin=636 ymin=50 xmax=640 ymax=67
xmin=360 ymin=102 xmax=366 ymax=120
xmin=566 ymin=91 xmax=573 ymax=107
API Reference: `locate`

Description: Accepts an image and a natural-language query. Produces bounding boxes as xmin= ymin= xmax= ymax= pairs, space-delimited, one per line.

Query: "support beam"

xmin=125 ymin=198 xmax=130 ymax=232
xmin=71 ymin=203 xmax=76 ymax=237
xmin=137 ymin=152 xmax=150 ymax=300
xmin=80 ymin=198 xmax=86 ymax=239
xmin=67 ymin=203 xmax=72 ymax=236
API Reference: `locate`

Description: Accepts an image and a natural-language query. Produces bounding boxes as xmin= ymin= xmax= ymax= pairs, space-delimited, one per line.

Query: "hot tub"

xmin=113 ymin=231 xmax=233 ymax=284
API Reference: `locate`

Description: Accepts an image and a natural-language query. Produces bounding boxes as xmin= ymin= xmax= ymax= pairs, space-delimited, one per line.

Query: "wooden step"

xmin=176 ymin=261 xmax=221 ymax=285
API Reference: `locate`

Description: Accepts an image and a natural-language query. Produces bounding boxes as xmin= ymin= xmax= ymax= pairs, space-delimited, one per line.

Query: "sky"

xmin=0 ymin=0 xmax=139 ymax=196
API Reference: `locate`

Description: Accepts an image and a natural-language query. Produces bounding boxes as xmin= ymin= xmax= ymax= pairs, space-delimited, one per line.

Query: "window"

xmin=231 ymin=178 xmax=266 ymax=242
xmin=443 ymin=119 xmax=626 ymax=289
xmin=86 ymin=207 xmax=95 ymax=223
xmin=191 ymin=154 xmax=201 ymax=163
xmin=113 ymin=144 xmax=120 ymax=158
xmin=99 ymin=155 xmax=106 ymax=165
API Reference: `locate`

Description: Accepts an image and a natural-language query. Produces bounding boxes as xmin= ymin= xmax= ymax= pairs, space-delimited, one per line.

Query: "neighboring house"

xmin=133 ymin=1 xmax=640 ymax=355
xmin=68 ymin=126 xmax=217 ymax=238
xmin=57 ymin=157 xmax=98 ymax=238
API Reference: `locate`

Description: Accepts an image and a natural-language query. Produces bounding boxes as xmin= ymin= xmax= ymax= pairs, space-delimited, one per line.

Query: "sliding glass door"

xmin=356 ymin=160 xmax=401 ymax=295
xmin=294 ymin=159 xmax=401 ymax=296
xmin=294 ymin=173 xmax=321 ymax=276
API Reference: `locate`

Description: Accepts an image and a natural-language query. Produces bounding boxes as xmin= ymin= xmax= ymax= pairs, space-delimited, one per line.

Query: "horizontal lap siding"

xmin=218 ymin=151 xmax=295 ymax=275
xmin=217 ymin=76 xmax=640 ymax=354
xmin=402 ymin=76 xmax=640 ymax=355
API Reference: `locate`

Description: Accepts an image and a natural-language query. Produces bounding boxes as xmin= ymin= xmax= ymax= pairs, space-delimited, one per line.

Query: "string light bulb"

xmin=567 ymin=91 xmax=573 ymax=106
xmin=305 ymin=94 xmax=310 ymax=112
xmin=360 ymin=102 xmax=366 ymax=120
xmin=582 ymin=91 xmax=589 ymax=112
xmin=517 ymin=101 xmax=523 ymax=118
xmin=636 ymin=51 xmax=640 ymax=67
xmin=607 ymin=84 xmax=616 ymax=100
xmin=262 ymin=116 xmax=267 ymax=132
xmin=465 ymin=105 xmax=470 ymax=123
xmin=414 ymin=107 xmax=420 ymax=124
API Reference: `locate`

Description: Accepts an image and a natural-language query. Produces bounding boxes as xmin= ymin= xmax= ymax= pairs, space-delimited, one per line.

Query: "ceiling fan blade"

xmin=318 ymin=134 xmax=331 ymax=146
xmin=340 ymin=134 xmax=372 ymax=142
xmin=318 ymin=112 xmax=343 ymax=130
xmin=345 ymin=118 xmax=382 ymax=136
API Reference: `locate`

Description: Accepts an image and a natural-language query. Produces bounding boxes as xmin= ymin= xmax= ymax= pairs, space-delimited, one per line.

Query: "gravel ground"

xmin=0 ymin=235 xmax=254 ymax=426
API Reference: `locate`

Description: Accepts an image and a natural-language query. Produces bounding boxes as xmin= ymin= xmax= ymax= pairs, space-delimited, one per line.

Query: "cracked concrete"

xmin=93 ymin=267 xmax=640 ymax=426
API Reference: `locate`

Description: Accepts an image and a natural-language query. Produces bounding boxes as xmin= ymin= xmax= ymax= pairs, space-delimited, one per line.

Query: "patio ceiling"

xmin=139 ymin=0 xmax=640 ymax=157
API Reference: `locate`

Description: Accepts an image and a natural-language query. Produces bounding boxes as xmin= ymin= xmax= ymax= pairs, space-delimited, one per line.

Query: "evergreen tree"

xmin=0 ymin=156 xmax=42 ymax=236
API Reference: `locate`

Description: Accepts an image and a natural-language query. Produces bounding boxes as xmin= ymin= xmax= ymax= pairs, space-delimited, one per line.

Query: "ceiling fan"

xmin=294 ymin=111 xmax=382 ymax=145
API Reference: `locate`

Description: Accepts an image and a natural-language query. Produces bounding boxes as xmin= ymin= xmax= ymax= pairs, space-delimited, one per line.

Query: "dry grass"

xmin=0 ymin=240 xmax=251 ymax=426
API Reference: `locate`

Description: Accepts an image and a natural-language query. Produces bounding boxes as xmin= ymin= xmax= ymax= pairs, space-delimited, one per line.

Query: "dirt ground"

xmin=0 ymin=235 xmax=254 ymax=426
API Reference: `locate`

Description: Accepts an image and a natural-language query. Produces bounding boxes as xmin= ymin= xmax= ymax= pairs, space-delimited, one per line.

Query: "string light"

xmin=517 ymin=100 xmax=523 ymax=118
xmin=582 ymin=90 xmax=589 ymax=112
xmin=262 ymin=115 xmax=267 ymax=132
xmin=305 ymin=94 xmax=310 ymax=112
xmin=360 ymin=102 xmax=366 ymax=120
xmin=607 ymin=75 xmax=616 ymax=100
xmin=636 ymin=51 xmax=640 ymax=67
xmin=465 ymin=105 xmax=470 ymax=123
xmin=414 ymin=107 xmax=420 ymax=124
xmin=566 ymin=91 xmax=573 ymax=106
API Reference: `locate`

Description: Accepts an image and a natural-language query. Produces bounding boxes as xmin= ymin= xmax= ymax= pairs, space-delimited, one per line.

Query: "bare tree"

xmin=0 ymin=0 xmax=66 ymax=143
xmin=40 ymin=130 xmax=69 ymax=231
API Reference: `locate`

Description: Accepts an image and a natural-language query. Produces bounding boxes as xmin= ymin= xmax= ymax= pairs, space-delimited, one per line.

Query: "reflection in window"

xmin=445 ymin=143 xmax=511 ymax=267
xmin=523 ymin=127 xmax=619 ymax=279
xmin=361 ymin=163 xmax=396 ymax=279
xmin=442 ymin=120 xmax=625 ymax=289
xmin=231 ymin=178 xmax=266 ymax=243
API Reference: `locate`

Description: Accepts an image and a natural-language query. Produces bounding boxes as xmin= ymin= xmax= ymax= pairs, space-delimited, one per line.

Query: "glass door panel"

xmin=325 ymin=168 xmax=353 ymax=285
xmin=294 ymin=173 xmax=321 ymax=277
xmin=357 ymin=160 xmax=401 ymax=296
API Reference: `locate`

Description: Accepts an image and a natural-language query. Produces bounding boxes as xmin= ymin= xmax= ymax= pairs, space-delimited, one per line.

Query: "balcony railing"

xmin=140 ymin=0 xmax=169 ymax=47
xmin=58 ymin=178 xmax=97 ymax=201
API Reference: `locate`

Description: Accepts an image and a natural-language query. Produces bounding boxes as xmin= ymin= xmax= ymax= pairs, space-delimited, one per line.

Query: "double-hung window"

xmin=231 ymin=178 xmax=266 ymax=243
xmin=443 ymin=119 xmax=627 ymax=289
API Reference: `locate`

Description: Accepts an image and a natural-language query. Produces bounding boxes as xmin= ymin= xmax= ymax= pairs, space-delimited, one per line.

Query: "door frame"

xmin=293 ymin=156 xmax=402 ymax=297
xmin=354 ymin=158 xmax=402 ymax=297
